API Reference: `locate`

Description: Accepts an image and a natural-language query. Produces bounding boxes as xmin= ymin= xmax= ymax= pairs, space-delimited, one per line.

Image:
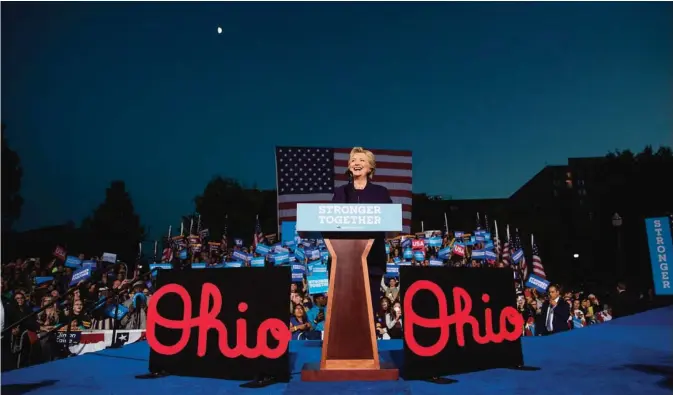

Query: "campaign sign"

xmin=148 ymin=267 xmax=291 ymax=380
xmin=525 ymin=274 xmax=550 ymax=293
xmin=645 ymin=217 xmax=673 ymax=295
xmin=69 ymin=268 xmax=91 ymax=286
xmin=400 ymin=267 xmax=524 ymax=379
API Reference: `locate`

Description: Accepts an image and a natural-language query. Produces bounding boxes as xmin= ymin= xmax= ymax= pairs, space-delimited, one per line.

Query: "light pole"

xmin=612 ymin=213 xmax=623 ymax=279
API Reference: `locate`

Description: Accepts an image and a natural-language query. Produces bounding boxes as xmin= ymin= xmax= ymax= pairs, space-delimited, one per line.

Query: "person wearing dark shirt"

xmin=612 ymin=282 xmax=637 ymax=319
xmin=332 ymin=147 xmax=394 ymax=313
xmin=540 ymin=285 xmax=571 ymax=335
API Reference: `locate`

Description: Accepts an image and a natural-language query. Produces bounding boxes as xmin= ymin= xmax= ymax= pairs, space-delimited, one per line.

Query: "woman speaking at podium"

xmin=332 ymin=147 xmax=393 ymax=312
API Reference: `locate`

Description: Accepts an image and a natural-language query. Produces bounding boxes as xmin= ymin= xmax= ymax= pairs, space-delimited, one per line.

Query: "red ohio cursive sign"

xmin=404 ymin=280 xmax=523 ymax=357
xmin=146 ymin=283 xmax=291 ymax=359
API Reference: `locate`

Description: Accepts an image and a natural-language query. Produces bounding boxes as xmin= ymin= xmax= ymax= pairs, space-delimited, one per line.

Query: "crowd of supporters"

xmin=1 ymin=255 xmax=151 ymax=371
xmin=1 ymin=224 xmax=663 ymax=370
xmin=286 ymin=232 xmax=660 ymax=341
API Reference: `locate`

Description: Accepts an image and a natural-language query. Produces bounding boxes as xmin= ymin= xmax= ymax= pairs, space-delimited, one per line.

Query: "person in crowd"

xmin=375 ymin=297 xmax=392 ymax=339
xmin=289 ymin=304 xmax=312 ymax=340
xmin=612 ymin=282 xmax=637 ymax=318
xmin=540 ymin=284 xmax=571 ymax=335
xmin=381 ymin=277 xmax=400 ymax=303
xmin=306 ymin=294 xmax=327 ymax=340
xmin=6 ymin=290 xmax=41 ymax=368
xmin=67 ymin=299 xmax=92 ymax=331
xmin=121 ymin=281 xmax=149 ymax=330
xmin=291 ymin=292 xmax=308 ymax=315
xmin=385 ymin=301 xmax=403 ymax=339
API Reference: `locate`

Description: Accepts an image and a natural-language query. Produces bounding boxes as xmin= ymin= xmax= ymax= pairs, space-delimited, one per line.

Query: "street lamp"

xmin=612 ymin=213 xmax=623 ymax=228
xmin=612 ymin=213 xmax=623 ymax=279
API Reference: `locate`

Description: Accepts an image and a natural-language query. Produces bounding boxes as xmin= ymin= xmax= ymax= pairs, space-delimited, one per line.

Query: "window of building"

xmin=566 ymin=172 xmax=572 ymax=179
xmin=553 ymin=189 xmax=559 ymax=197
xmin=565 ymin=179 xmax=573 ymax=188
xmin=589 ymin=212 xmax=593 ymax=221
xmin=578 ymin=179 xmax=585 ymax=186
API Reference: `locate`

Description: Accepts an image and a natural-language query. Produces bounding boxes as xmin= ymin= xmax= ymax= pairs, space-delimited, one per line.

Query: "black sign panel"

xmin=401 ymin=267 xmax=524 ymax=379
xmin=147 ymin=267 xmax=291 ymax=380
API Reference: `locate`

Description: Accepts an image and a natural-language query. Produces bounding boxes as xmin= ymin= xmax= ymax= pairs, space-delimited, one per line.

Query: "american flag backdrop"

xmin=275 ymin=147 xmax=413 ymax=234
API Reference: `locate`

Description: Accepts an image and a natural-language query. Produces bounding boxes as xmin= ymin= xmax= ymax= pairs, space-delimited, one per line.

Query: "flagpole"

xmin=443 ymin=212 xmax=448 ymax=235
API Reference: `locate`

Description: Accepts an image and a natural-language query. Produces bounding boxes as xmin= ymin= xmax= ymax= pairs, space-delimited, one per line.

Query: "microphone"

xmin=344 ymin=170 xmax=354 ymax=203
xmin=346 ymin=169 xmax=353 ymax=184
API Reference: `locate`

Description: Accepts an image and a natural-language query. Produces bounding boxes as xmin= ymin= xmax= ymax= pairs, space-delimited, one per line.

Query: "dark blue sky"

xmin=3 ymin=2 xmax=672 ymax=237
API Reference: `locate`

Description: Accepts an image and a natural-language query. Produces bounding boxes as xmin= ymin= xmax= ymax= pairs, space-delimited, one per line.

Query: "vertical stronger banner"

xmin=645 ymin=217 xmax=673 ymax=295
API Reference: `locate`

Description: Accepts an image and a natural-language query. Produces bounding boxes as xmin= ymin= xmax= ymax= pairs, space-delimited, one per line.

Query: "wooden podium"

xmin=296 ymin=204 xmax=402 ymax=382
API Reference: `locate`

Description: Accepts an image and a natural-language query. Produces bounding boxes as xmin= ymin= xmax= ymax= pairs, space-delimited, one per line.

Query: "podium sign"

xmin=299 ymin=203 xmax=400 ymax=381
xmin=296 ymin=203 xmax=403 ymax=232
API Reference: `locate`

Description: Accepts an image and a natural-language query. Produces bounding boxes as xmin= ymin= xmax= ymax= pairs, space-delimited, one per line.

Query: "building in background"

xmin=509 ymin=157 xmax=607 ymax=286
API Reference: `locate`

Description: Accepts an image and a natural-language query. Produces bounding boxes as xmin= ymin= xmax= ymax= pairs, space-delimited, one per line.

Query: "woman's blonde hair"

xmin=349 ymin=147 xmax=376 ymax=179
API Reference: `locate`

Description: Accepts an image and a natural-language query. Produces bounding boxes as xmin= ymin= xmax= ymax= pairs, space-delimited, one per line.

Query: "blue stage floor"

xmin=3 ymin=306 xmax=672 ymax=395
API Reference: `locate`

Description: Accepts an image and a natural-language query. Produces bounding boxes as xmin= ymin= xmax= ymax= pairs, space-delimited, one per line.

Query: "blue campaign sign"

xmin=438 ymin=247 xmax=451 ymax=258
xmin=65 ymin=256 xmax=82 ymax=269
xmin=427 ymin=237 xmax=442 ymax=248
xmin=645 ymin=217 xmax=673 ymax=295
xmin=225 ymin=262 xmax=243 ymax=268
xmin=255 ymin=244 xmax=271 ymax=255
xmin=291 ymin=264 xmax=306 ymax=280
xmin=281 ymin=221 xmax=297 ymax=244
xmin=294 ymin=248 xmax=306 ymax=263
xmin=69 ymin=267 xmax=91 ymax=286
xmin=307 ymin=272 xmax=329 ymax=295
xmin=273 ymin=252 xmax=290 ymax=265
xmin=35 ymin=276 xmax=54 ymax=285
xmin=526 ymin=274 xmax=550 ymax=293
xmin=309 ymin=264 xmax=327 ymax=276
xmin=191 ymin=263 xmax=207 ymax=269
xmin=386 ymin=264 xmax=400 ymax=277
xmin=250 ymin=257 xmax=265 ymax=268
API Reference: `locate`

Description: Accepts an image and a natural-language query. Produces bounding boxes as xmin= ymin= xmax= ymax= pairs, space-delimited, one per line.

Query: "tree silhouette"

xmin=194 ymin=176 xmax=271 ymax=244
xmin=2 ymin=124 xmax=24 ymax=231
xmin=82 ymin=180 xmax=145 ymax=261
xmin=595 ymin=145 xmax=673 ymax=283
